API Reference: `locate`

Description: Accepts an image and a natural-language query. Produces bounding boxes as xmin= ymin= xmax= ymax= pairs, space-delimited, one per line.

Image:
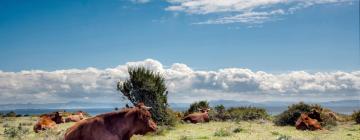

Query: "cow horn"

xmin=145 ymin=106 xmax=152 ymax=110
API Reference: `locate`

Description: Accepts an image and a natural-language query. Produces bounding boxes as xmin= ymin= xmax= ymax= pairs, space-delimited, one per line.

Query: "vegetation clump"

xmin=227 ymin=106 xmax=269 ymax=121
xmin=214 ymin=128 xmax=231 ymax=137
xmin=274 ymin=102 xmax=337 ymax=128
xmin=4 ymin=124 xmax=30 ymax=139
xmin=117 ymin=67 xmax=175 ymax=126
xmin=352 ymin=110 xmax=360 ymax=124
xmin=185 ymin=100 xmax=210 ymax=116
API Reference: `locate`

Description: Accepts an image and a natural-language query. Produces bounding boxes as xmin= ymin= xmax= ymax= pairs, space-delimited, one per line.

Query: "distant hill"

xmin=0 ymin=100 xmax=358 ymax=111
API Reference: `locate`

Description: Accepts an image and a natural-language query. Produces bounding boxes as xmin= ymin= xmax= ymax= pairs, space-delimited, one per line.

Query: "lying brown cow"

xmin=64 ymin=102 xmax=157 ymax=140
xmin=33 ymin=115 xmax=57 ymax=133
xmin=183 ymin=108 xmax=210 ymax=123
xmin=65 ymin=111 xmax=85 ymax=122
xmin=40 ymin=111 xmax=64 ymax=124
xmin=295 ymin=113 xmax=322 ymax=131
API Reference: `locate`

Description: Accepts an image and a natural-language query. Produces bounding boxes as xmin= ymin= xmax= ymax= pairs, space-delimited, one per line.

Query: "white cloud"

xmin=165 ymin=0 xmax=353 ymax=24
xmin=0 ymin=59 xmax=359 ymax=104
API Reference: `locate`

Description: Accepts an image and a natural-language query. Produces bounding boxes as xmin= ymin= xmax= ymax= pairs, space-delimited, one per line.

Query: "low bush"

xmin=212 ymin=104 xmax=231 ymax=121
xmin=274 ymin=102 xmax=338 ymax=128
xmin=227 ymin=106 xmax=269 ymax=121
xmin=214 ymin=128 xmax=231 ymax=137
xmin=4 ymin=111 xmax=17 ymax=117
xmin=163 ymin=108 xmax=180 ymax=127
xmin=185 ymin=101 xmax=210 ymax=116
xmin=4 ymin=124 xmax=30 ymax=139
xmin=352 ymin=110 xmax=360 ymax=124
xmin=232 ymin=127 xmax=245 ymax=133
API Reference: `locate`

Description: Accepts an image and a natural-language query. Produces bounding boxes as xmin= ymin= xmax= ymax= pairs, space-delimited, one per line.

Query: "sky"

xmin=0 ymin=0 xmax=359 ymax=104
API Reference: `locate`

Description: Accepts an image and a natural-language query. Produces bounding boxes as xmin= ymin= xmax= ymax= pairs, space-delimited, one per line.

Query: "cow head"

xmin=45 ymin=112 xmax=64 ymax=124
xmin=198 ymin=108 xmax=210 ymax=114
xmin=134 ymin=102 xmax=157 ymax=134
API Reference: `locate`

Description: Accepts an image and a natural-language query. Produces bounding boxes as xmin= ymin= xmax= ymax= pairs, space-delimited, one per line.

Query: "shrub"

xmin=163 ymin=108 xmax=180 ymax=126
xmin=274 ymin=102 xmax=311 ymax=126
xmin=233 ymin=127 xmax=245 ymax=133
xmin=227 ymin=106 xmax=269 ymax=121
xmin=4 ymin=124 xmax=30 ymax=139
xmin=213 ymin=104 xmax=231 ymax=121
xmin=118 ymin=67 xmax=169 ymax=126
xmin=5 ymin=111 xmax=17 ymax=117
xmin=185 ymin=101 xmax=210 ymax=115
xmin=352 ymin=110 xmax=360 ymax=124
xmin=214 ymin=128 xmax=231 ymax=137
xmin=274 ymin=102 xmax=337 ymax=128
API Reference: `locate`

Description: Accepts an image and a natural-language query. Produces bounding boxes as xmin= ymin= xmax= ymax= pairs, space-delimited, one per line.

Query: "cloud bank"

xmin=164 ymin=0 xmax=354 ymax=24
xmin=0 ymin=59 xmax=359 ymax=104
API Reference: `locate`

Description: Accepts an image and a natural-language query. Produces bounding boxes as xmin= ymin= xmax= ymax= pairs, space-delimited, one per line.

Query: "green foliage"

xmin=274 ymin=102 xmax=313 ymax=126
xmin=213 ymin=104 xmax=231 ymax=121
xmin=214 ymin=128 xmax=231 ymax=137
xmin=274 ymin=102 xmax=337 ymax=128
xmin=185 ymin=100 xmax=209 ymax=115
xmin=5 ymin=111 xmax=17 ymax=117
xmin=164 ymin=108 xmax=180 ymax=127
xmin=4 ymin=124 xmax=30 ymax=139
xmin=117 ymin=67 xmax=170 ymax=125
xmin=227 ymin=106 xmax=269 ymax=121
xmin=352 ymin=110 xmax=360 ymax=124
xmin=232 ymin=127 xmax=244 ymax=133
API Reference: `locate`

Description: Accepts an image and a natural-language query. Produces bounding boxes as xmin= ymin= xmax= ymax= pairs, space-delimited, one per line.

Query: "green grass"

xmin=0 ymin=117 xmax=359 ymax=140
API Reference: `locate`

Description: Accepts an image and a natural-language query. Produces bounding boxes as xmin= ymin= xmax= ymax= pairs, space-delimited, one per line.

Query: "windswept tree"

xmin=117 ymin=67 xmax=170 ymax=125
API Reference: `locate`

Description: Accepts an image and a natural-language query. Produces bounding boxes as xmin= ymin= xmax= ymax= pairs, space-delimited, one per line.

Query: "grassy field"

xmin=0 ymin=117 xmax=359 ymax=140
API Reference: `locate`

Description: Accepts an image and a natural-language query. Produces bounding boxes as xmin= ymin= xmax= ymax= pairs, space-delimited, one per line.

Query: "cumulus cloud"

xmin=165 ymin=0 xmax=353 ymax=24
xmin=0 ymin=59 xmax=359 ymax=104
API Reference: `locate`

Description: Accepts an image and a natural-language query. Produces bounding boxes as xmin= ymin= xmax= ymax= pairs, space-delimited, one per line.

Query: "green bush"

xmin=213 ymin=104 xmax=231 ymax=121
xmin=227 ymin=106 xmax=269 ymax=121
xmin=214 ymin=128 xmax=231 ymax=137
xmin=274 ymin=102 xmax=337 ymax=128
xmin=118 ymin=67 xmax=170 ymax=126
xmin=352 ymin=110 xmax=360 ymax=124
xmin=5 ymin=111 xmax=17 ymax=117
xmin=232 ymin=127 xmax=245 ymax=133
xmin=4 ymin=124 xmax=30 ymax=139
xmin=163 ymin=108 xmax=180 ymax=126
xmin=185 ymin=100 xmax=210 ymax=115
xmin=274 ymin=102 xmax=311 ymax=126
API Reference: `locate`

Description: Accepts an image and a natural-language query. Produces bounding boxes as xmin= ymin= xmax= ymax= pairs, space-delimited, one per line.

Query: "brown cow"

xmin=64 ymin=103 xmax=157 ymax=140
xmin=183 ymin=108 xmax=210 ymax=123
xmin=40 ymin=111 xmax=64 ymax=124
xmin=33 ymin=115 xmax=57 ymax=133
xmin=65 ymin=111 xmax=86 ymax=122
xmin=295 ymin=113 xmax=322 ymax=131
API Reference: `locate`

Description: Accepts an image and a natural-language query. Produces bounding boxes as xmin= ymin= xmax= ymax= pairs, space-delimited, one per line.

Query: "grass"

xmin=0 ymin=117 xmax=359 ymax=140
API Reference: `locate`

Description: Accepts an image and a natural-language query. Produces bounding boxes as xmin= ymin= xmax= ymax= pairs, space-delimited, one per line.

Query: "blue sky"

xmin=0 ymin=0 xmax=358 ymax=72
xmin=0 ymin=0 xmax=359 ymax=104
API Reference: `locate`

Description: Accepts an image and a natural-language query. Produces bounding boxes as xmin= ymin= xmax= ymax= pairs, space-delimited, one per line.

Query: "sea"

xmin=0 ymin=106 xmax=357 ymax=116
